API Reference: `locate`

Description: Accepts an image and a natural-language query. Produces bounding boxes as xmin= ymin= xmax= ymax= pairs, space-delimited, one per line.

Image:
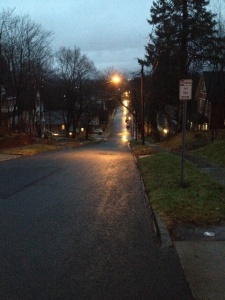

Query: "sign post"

xmin=179 ymin=79 xmax=192 ymax=185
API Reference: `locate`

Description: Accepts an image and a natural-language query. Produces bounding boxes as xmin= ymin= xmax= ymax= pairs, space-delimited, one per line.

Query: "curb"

xmin=154 ymin=212 xmax=173 ymax=248
xmin=131 ymin=146 xmax=173 ymax=249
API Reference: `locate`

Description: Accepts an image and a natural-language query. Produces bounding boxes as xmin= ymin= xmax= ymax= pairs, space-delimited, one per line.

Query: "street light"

xmin=138 ymin=59 xmax=145 ymax=145
xmin=133 ymin=110 xmax=137 ymax=140
xmin=109 ymin=73 xmax=124 ymax=109
xmin=111 ymin=74 xmax=121 ymax=85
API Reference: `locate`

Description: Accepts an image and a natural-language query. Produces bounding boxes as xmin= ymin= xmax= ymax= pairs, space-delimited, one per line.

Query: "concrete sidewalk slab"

xmin=175 ymin=241 xmax=225 ymax=300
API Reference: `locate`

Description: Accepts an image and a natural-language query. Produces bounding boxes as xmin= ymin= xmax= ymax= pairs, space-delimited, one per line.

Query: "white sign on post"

xmin=179 ymin=79 xmax=192 ymax=100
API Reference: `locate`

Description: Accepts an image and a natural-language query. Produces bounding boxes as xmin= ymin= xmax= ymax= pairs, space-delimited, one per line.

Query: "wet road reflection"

xmin=115 ymin=106 xmax=131 ymax=143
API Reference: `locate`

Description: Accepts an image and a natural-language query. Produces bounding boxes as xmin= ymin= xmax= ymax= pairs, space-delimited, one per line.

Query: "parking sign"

xmin=179 ymin=79 xmax=192 ymax=100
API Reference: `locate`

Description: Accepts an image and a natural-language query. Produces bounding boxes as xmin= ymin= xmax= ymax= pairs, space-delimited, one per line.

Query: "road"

xmin=0 ymin=107 xmax=193 ymax=299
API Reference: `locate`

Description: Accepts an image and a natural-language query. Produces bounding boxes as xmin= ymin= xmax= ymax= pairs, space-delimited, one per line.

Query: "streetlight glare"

xmin=123 ymin=100 xmax=129 ymax=107
xmin=111 ymin=75 xmax=121 ymax=84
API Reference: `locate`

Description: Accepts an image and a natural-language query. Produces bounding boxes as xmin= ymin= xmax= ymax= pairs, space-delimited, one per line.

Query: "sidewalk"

xmin=175 ymin=239 xmax=225 ymax=300
xmin=0 ymin=153 xmax=22 ymax=162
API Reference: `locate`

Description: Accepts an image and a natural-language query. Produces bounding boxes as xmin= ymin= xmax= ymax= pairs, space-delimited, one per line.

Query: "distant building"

xmin=156 ymin=105 xmax=178 ymax=136
xmin=1 ymin=95 xmax=17 ymax=127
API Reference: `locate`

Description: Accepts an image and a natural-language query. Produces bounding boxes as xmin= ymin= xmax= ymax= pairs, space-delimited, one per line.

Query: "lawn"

xmin=138 ymin=151 xmax=225 ymax=227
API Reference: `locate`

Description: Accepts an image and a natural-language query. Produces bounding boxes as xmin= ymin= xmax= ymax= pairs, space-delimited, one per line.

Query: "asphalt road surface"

xmin=0 ymin=107 xmax=193 ymax=299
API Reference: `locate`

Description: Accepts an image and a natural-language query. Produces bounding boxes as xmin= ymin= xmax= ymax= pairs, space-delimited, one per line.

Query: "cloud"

xmin=86 ymin=47 xmax=146 ymax=72
xmin=1 ymin=0 xmax=151 ymax=72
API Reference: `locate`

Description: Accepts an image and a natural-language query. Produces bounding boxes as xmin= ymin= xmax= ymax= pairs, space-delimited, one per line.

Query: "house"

xmin=44 ymin=110 xmax=67 ymax=136
xmin=165 ymin=105 xmax=178 ymax=134
xmin=156 ymin=111 xmax=168 ymax=133
xmin=195 ymin=71 xmax=225 ymax=130
xmin=156 ymin=105 xmax=178 ymax=136
xmin=0 ymin=88 xmax=44 ymax=133
xmin=0 ymin=95 xmax=17 ymax=127
xmin=44 ymin=110 xmax=100 ymax=137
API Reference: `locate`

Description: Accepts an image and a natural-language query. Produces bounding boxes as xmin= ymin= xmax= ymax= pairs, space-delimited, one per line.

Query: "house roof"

xmin=203 ymin=71 xmax=225 ymax=103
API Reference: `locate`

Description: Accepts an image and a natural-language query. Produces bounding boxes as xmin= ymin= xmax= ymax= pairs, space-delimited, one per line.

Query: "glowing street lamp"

xmin=111 ymin=75 xmax=121 ymax=84
xmin=123 ymin=100 xmax=129 ymax=107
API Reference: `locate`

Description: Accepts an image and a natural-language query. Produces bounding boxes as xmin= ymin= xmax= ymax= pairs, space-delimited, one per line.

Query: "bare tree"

xmin=0 ymin=9 xmax=15 ymax=127
xmin=55 ymin=46 xmax=96 ymax=137
xmin=1 ymin=11 xmax=53 ymax=132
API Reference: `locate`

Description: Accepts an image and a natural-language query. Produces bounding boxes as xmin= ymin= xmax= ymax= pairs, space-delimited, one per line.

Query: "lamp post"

xmin=133 ymin=110 xmax=137 ymax=140
xmin=138 ymin=59 xmax=145 ymax=145
xmin=0 ymin=85 xmax=2 ymax=127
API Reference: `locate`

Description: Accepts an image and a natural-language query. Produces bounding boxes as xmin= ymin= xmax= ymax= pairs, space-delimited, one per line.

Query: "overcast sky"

xmin=1 ymin=0 xmax=153 ymax=73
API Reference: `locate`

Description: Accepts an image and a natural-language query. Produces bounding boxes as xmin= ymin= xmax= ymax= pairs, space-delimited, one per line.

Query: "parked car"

xmin=92 ymin=129 xmax=103 ymax=135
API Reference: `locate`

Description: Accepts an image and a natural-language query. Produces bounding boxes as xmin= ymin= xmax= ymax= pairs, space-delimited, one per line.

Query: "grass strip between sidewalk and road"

xmin=138 ymin=151 xmax=225 ymax=228
xmin=0 ymin=139 xmax=88 ymax=156
xmin=0 ymin=143 xmax=62 ymax=156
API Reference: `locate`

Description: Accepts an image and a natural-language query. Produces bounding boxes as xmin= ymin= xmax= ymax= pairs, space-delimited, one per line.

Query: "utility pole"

xmin=138 ymin=59 xmax=145 ymax=145
xmin=141 ymin=63 xmax=145 ymax=145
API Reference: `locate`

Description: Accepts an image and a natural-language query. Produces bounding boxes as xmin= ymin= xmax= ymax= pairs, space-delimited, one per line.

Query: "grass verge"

xmin=0 ymin=143 xmax=62 ymax=156
xmin=138 ymin=151 xmax=225 ymax=228
xmin=0 ymin=139 xmax=87 ymax=156
xmin=129 ymin=140 xmax=158 ymax=156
